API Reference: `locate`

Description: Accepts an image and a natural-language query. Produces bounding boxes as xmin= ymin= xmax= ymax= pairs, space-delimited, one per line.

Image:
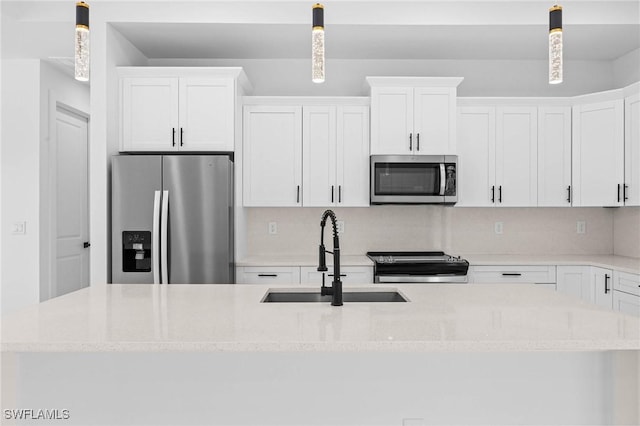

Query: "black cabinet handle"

xmin=567 ymin=185 xmax=571 ymax=203
xmin=624 ymin=184 xmax=629 ymax=202
xmin=604 ymin=274 xmax=610 ymax=294
xmin=416 ymin=133 xmax=420 ymax=151
xmin=180 ymin=128 xmax=184 ymax=147
xmin=491 ymin=186 xmax=495 ymax=203
xmin=172 ymin=128 xmax=176 ymax=147
xmin=331 ymin=185 xmax=334 ymax=203
xmin=617 ymin=184 xmax=621 ymax=202
xmin=83 ymin=242 xmax=91 ymax=248
xmin=502 ymin=273 xmax=522 ymax=277
xmin=328 ymin=274 xmax=347 ymax=277
xmin=258 ymin=274 xmax=277 ymax=277
xmin=499 ymin=186 xmax=502 ymax=203
xmin=296 ymin=185 xmax=300 ymax=203
xmin=338 ymin=185 xmax=342 ymax=203
xmin=409 ymin=133 xmax=412 ymax=151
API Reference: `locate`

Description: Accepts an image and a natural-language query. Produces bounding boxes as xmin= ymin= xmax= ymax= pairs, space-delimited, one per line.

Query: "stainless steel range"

xmin=366 ymin=251 xmax=469 ymax=283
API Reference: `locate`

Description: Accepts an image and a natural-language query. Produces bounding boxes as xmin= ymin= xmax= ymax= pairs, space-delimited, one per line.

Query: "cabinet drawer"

xmin=236 ymin=267 xmax=300 ymax=284
xmin=612 ymin=271 xmax=640 ymax=297
xmin=300 ymin=266 xmax=373 ymax=285
xmin=613 ymin=290 xmax=640 ymax=317
xmin=469 ymin=265 xmax=556 ymax=284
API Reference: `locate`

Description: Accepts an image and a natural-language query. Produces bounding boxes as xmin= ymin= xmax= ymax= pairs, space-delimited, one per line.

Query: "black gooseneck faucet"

xmin=318 ymin=209 xmax=342 ymax=306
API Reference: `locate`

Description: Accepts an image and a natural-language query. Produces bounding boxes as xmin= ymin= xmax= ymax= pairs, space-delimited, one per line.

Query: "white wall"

xmin=0 ymin=59 xmax=89 ymax=315
xmin=150 ymin=58 xmax=616 ymax=97
xmin=613 ymin=48 xmax=640 ymax=88
xmin=245 ymin=207 xmax=615 ymax=257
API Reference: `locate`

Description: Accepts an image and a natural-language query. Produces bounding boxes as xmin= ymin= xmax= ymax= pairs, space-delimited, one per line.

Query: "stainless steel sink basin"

xmin=261 ymin=289 xmax=408 ymax=303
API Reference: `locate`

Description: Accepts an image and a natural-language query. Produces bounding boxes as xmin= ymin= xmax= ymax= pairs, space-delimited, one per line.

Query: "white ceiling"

xmin=2 ymin=1 xmax=639 ymax=63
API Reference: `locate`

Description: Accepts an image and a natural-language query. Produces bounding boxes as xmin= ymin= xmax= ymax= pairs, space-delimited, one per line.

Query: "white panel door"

xmin=121 ymin=77 xmax=179 ymax=151
xmin=456 ymin=107 xmax=496 ymax=207
xmin=414 ymin=87 xmax=456 ymax=154
xmin=495 ymin=107 xmax=538 ymax=207
xmin=624 ymin=93 xmax=640 ymax=206
xmin=370 ymin=87 xmax=413 ymax=155
xmin=572 ymin=100 xmax=624 ymax=206
xmin=591 ymin=267 xmax=614 ymax=310
xmin=538 ymin=107 xmax=572 ymax=206
xmin=178 ymin=78 xmax=234 ymax=151
xmin=54 ymin=107 xmax=89 ymax=298
xmin=556 ymin=266 xmax=590 ymax=302
xmin=302 ymin=106 xmax=337 ymax=207
xmin=336 ymin=105 xmax=370 ymax=207
xmin=243 ymin=106 xmax=302 ymax=206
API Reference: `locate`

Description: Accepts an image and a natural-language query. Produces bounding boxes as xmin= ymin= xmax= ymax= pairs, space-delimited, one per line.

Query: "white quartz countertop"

xmin=2 ymin=284 xmax=638 ymax=353
xmin=237 ymin=254 xmax=640 ymax=274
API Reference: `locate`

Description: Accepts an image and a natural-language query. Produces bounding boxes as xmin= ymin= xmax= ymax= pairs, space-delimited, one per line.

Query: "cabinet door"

xmin=612 ymin=271 xmax=640 ymax=297
xmin=370 ymin=87 xmax=413 ymax=155
xmin=243 ymin=106 xmax=302 ymax=206
xmin=121 ymin=77 xmax=179 ymax=151
xmin=613 ymin=291 xmax=640 ymax=317
xmin=572 ymin=100 xmax=624 ymax=206
xmin=624 ymin=93 xmax=640 ymax=206
xmin=538 ymin=107 xmax=572 ymax=206
xmin=556 ymin=266 xmax=591 ymax=302
xmin=300 ymin=266 xmax=373 ymax=285
xmin=456 ymin=107 xmax=496 ymax=207
xmin=495 ymin=107 xmax=538 ymax=207
xmin=413 ymin=87 xmax=456 ymax=154
xmin=336 ymin=106 xmax=370 ymax=207
xmin=178 ymin=78 xmax=234 ymax=151
xmin=302 ymin=106 xmax=337 ymax=207
xmin=591 ymin=266 xmax=614 ymax=309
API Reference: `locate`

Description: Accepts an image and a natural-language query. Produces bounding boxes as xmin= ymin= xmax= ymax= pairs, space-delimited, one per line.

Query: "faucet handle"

xmin=317 ymin=244 xmax=328 ymax=272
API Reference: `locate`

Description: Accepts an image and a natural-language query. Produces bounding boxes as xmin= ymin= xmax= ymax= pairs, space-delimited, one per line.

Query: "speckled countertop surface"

xmin=2 ymin=283 xmax=638 ymax=353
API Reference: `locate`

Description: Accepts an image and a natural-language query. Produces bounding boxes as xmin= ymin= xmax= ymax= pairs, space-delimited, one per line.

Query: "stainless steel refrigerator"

xmin=111 ymin=155 xmax=234 ymax=284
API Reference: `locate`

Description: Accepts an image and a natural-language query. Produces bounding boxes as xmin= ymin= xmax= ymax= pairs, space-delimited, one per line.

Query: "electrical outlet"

xmin=268 ymin=222 xmax=277 ymax=235
xmin=577 ymin=221 xmax=586 ymax=234
xmin=12 ymin=221 xmax=26 ymax=235
xmin=494 ymin=221 xmax=503 ymax=235
xmin=337 ymin=220 xmax=345 ymax=234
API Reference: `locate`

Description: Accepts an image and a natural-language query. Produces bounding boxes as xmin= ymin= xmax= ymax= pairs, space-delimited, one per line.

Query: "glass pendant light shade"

xmin=312 ymin=3 xmax=325 ymax=84
xmin=549 ymin=5 xmax=562 ymax=84
xmin=75 ymin=1 xmax=90 ymax=82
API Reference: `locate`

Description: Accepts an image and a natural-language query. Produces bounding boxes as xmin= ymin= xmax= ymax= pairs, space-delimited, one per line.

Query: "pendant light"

xmin=75 ymin=1 xmax=90 ymax=82
xmin=312 ymin=3 xmax=325 ymax=84
xmin=549 ymin=4 xmax=562 ymax=84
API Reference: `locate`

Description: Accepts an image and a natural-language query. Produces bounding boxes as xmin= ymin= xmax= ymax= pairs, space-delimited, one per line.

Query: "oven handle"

xmin=376 ymin=275 xmax=468 ymax=283
xmin=439 ymin=163 xmax=446 ymax=196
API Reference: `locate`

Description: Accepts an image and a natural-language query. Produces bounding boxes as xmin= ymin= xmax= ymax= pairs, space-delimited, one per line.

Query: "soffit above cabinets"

xmin=2 ymin=1 xmax=639 ymax=62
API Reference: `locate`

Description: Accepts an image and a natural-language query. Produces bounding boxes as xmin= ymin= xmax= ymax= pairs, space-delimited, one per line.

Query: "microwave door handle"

xmin=440 ymin=163 xmax=446 ymax=195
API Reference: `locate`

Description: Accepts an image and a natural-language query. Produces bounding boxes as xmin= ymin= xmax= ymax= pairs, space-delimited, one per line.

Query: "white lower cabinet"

xmin=556 ymin=266 xmax=591 ymax=301
xmin=591 ymin=266 xmax=614 ymax=309
xmin=235 ymin=267 xmax=300 ymax=284
xmin=299 ymin=266 xmax=373 ymax=285
xmin=613 ymin=291 xmax=640 ymax=317
xmin=612 ymin=271 xmax=640 ymax=317
xmin=469 ymin=265 xmax=556 ymax=286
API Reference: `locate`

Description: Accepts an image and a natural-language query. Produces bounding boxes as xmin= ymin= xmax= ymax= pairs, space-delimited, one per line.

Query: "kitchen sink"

xmin=261 ymin=289 xmax=408 ymax=303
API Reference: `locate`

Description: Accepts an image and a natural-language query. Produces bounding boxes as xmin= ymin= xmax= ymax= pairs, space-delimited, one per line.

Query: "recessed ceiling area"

xmin=111 ymin=22 xmax=640 ymax=61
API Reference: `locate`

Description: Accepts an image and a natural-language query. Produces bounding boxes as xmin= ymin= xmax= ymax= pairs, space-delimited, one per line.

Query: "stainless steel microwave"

xmin=370 ymin=155 xmax=458 ymax=204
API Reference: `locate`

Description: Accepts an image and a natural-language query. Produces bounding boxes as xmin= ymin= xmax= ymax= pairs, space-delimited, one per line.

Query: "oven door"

xmin=370 ymin=155 xmax=453 ymax=204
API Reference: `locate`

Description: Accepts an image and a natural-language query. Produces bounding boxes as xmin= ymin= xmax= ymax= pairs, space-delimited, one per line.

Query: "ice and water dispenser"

xmin=122 ymin=231 xmax=151 ymax=272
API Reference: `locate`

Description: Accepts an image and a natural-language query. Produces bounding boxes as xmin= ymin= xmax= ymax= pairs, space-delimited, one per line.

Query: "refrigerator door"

xmin=111 ymin=155 xmax=162 ymax=283
xmin=163 ymin=156 xmax=234 ymax=284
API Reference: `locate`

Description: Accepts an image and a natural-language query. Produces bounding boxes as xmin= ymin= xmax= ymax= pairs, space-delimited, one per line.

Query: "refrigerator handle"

xmin=160 ymin=190 xmax=170 ymax=284
xmin=152 ymin=191 xmax=162 ymax=284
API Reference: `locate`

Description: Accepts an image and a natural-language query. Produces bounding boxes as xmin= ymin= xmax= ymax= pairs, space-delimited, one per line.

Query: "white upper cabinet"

xmin=243 ymin=99 xmax=369 ymax=207
xmin=537 ymin=107 xmax=572 ymax=206
xmin=119 ymin=67 xmax=249 ymax=152
xmin=368 ymin=77 xmax=463 ymax=155
xmin=624 ymin=90 xmax=640 ymax=206
xmin=495 ymin=107 xmax=538 ymax=207
xmin=243 ymin=105 xmax=302 ymax=207
xmin=572 ymin=95 xmax=624 ymax=207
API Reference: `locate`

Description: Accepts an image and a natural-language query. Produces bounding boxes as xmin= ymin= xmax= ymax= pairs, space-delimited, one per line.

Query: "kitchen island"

xmin=2 ymin=283 xmax=639 ymax=425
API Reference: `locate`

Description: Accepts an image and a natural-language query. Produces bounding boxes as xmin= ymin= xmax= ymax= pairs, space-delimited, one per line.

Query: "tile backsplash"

xmin=613 ymin=207 xmax=640 ymax=258
xmin=245 ymin=206 xmax=620 ymax=257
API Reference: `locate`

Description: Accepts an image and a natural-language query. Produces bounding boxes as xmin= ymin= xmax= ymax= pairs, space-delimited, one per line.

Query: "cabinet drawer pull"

xmin=617 ymin=184 xmax=621 ymax=203
xmin=416 ymin=133 xmax=420 ymax=151
xmin=604 ymin=274 xmax=610 ymax=294
xmin=258 ymin=274 xmax=278 ymax=277
xmin=338 ymin=185 xmax=342 ymax=203
xmin=172 ymin=128 xmax=176 ymax=147
xmin=501 ymin=273 xmax=522 ymax=277
xmin=491 ymin=185 xmax=495 ymax=203
xmin=409 ymin=133 xmax=412 ymax=151
xmin=180 ymin=127 xmax=184 ymax=147
xmin=624 ymin=184 xmax=629 ymax=202
xmin=567 ymin=185 xmax=571 ymax=203
xmin=499 ymin=185 xmax=502 ymax=203
xmin=296 ymin=185 xmax=300 ymax=203
xmin=328 ymin=274 xmax=347 ymax=277
xmin=331 ymin=185 xmax=334 ymax=203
